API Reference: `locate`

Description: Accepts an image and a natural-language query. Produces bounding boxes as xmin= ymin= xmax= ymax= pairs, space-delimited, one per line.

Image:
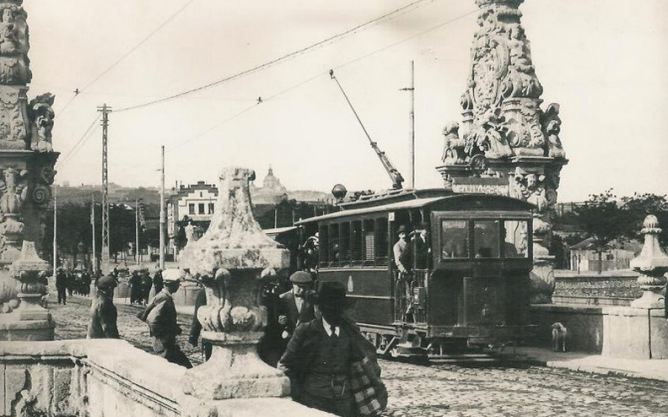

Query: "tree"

xmin=621 ymin=193 xmax=668 ymax=247
xmin=573 ymin=189 xmax=629 ymax=274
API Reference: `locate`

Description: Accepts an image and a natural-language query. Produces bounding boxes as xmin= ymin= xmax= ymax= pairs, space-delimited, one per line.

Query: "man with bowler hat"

xmin=278 ymin=281 xmax=368 ymax=417
xmin=87 ymin=275 xmax=120 ymax=339
xmin=393 ymin=225 xmax=413 ymax=317
xmin=137 ymin=269 xmax=192 ymax=368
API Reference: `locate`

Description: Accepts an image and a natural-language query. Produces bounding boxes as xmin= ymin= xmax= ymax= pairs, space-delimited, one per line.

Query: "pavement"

xmin=165 ymin=300 xmax=668 ymax=383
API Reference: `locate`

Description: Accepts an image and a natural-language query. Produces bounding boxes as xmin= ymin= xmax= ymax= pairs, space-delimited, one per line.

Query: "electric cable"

xmin=115 ymin=0 xmax=433 ymax=113
xmin=55 ymin=114 xmax=101 ymax=169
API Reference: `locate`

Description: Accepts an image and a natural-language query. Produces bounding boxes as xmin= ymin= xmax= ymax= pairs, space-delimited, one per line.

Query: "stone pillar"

xmin=178 ymin=167 xmax=291 ymax=415
xmin=434 ymin=0 xmax=567 ymax=303
xmin=630 ymin=215 xmax=668 ymax=309
xmin=0 ymin=1 xmax=59 ymax=336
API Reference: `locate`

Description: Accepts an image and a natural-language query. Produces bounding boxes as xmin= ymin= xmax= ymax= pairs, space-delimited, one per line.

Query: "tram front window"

xmin=441 ymin=220 xmax=469 ymax=259
xmin=473 ymin=220 xmax=500 ymax=258
xmin=503 ymin=220 xmax=529 ymax=258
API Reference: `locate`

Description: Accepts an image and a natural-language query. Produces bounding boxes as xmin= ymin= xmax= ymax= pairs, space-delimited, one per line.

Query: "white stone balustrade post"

xmin=630 ymin=215 xmax=668 ymax=309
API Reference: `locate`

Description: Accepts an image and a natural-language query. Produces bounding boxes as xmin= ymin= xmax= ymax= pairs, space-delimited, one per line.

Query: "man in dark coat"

xmin=188 ymin=287 xmax=212 ymax=361
xmin=55 ymin=268 xmax=67 ymax=305
xmin=137 ymin=269 xmax=192 ymax=368
xmin=277 ymin=271 xmax=316 ymax=342
xmin=153 ymin=268 xmax=164 ymax=295
xmin=129 ymin=271 xmax=142 ymax=305
xmin=278 ymin=281 xmax=369 ymax=417
xmin=87 ymin=275 xmax=120 ymax=339
xmin=140 ymin=271 xmax=153 ymax=305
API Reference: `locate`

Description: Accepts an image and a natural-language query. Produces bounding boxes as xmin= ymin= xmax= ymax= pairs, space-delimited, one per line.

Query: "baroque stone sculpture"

xmin=630 ymin=215 xmax=668 ymax=309
xmin=0 ymin=0 xmax=58 ymax=340
xmin=179 ymin=167 xmax=290 ymax=412
xmin=436 ymin=0 xmax=567 ymax=303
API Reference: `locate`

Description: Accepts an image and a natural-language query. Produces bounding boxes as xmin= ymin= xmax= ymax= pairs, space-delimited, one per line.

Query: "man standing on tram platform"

xmin=393 ymin=225 xmax=413 ymax=317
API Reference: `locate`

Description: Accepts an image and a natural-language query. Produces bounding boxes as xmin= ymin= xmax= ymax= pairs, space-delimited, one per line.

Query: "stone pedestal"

xmin=0 ymin=241 xmax=54 ymax=341
xmin=179 ymin=167 xmax=291 ymax=406
xmin=630 ymin=215 xmax=668 ymax=309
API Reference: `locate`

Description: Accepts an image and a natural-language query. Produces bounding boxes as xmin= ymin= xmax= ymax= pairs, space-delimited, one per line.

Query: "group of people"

xmin=85 ymin=265 xmax=386 ymax=417
xmin=128 ymin=269 xmax=163 ymax=305
xmin=55 ymin=268 xmax=94 ymax=304
xmin=393 ymin=222 xmax=431 ymax=319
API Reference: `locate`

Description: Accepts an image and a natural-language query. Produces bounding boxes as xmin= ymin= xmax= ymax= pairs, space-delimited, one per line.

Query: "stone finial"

xmin=180 ymin=167 xmax=290 ymax=404
xmin=630 ymin=215 xmax=668 ymax=309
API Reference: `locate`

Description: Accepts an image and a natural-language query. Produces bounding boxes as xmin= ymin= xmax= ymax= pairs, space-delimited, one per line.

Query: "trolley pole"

xmin=400 ymin=61 xmax=415 ymax=189
xmin=159 ymin=145 xmax=165 ymax=270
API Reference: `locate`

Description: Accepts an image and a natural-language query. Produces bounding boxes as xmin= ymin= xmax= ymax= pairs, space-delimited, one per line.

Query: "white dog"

xmin=551 ymin=322 xmax=567 ymax=352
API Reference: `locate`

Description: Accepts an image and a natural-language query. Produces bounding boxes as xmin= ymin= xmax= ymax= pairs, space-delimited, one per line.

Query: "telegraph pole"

xmin=52 ymin=189 xmax=57 ymax=274
xmin=400 ymin=61 xmax=415 ymax=189
xmin=98 ymin=104 xmax=112 ymax=273
xmin=91 ymin=195 xmax=97 ymax=273
xmin=159 ymin=145 xmax=165 ymax=270
xmin=135 ymin=199 xmax=140 ymax=265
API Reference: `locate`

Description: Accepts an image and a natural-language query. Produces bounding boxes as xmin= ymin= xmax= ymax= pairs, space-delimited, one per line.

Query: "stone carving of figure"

xmin=467 ymin=108 xmax=513 ymax=159
xmin=0 ymin=8 xmax=18 ymax=56
xmin=184 ymin=221 xmax=196 ymax=244
xmin=513 ymin=168 xmax=549 ymax=212
xmin=541 ymin=103 xmax=566 ymax=159
xmin=28 ymin=94 xmax=55 ymax=152
xmin=441 ymin=122 xmax=466 ymax=164
xmin=0 ymin=167 xmax=28 ymax=217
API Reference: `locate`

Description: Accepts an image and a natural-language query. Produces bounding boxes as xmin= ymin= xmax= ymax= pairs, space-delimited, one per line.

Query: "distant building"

xmin=250 ymin=167 xmax=288 ymax=205
xmin=569 ymin=238 xmax=642 ymax=272
xmin=167 ymin=181 xmax=218 ymax=253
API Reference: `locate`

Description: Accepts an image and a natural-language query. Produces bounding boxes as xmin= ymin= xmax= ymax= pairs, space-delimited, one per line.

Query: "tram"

xmin=295 ymin=187 xmax=535 ymax=359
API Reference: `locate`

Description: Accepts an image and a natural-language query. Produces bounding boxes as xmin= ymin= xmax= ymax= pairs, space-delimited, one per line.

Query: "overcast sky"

xmin=24 ymin=0 xmax=668 ymax=202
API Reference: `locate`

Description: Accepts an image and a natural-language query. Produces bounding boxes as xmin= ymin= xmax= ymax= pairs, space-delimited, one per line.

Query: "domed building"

xmin=250 ymin=167 xmax=288 ymax=205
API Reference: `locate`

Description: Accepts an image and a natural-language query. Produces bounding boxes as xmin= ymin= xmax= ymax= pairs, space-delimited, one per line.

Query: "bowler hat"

xmin=397 ymin=225 xmax=408 ymax=235
xmin=289 ymin=270 xmax=313 ymax=284
xmin=311 ymin=281 xmax=351 ymax=310
xmin=96 ymin=275 xmax=117 ymax=290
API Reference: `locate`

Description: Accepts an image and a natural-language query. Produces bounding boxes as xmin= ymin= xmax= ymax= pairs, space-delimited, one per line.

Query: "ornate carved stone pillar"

xmin=178 ymin=167 xmax=290 ymax=413
xmin=0 ymin=0 xmax=58 ymax=339
xmin=630 ymin=215 xmax=668 ymax=309
xmin=435 ymin=0 xmax=567 ymax=303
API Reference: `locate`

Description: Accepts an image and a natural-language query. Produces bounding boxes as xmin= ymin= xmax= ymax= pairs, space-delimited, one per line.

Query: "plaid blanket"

xmin=350 ymin=356 xmax=388 ymax=416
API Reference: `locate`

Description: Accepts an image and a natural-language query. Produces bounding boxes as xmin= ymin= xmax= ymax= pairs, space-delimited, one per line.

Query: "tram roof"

xmin=295 ymin=193 xmax=534 ymax=225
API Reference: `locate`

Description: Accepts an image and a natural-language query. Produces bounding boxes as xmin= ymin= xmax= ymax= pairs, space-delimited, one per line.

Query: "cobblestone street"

xmin=50 ymin=294 xmax=668 ymax=417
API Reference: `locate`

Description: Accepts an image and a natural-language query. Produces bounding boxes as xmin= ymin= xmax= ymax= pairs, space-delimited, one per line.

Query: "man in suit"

xmin=137 ymin=269 xmax=192 ymax=368
xmin=278 ymin=281 xmax=370 ymax=417
xmin=277 ymin=271 xmax=316 ymax=344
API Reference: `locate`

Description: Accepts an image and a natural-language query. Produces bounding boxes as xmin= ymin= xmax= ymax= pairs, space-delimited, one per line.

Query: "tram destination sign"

xmin=451 ymin=178 xmax=509 ymax=196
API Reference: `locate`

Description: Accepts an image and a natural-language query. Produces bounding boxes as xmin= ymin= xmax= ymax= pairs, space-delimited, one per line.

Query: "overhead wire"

xmin=55 ymin=114 xmax=101 ymax=169
xmin=54 ymin=0 xmax=199 ymax=118
xmin=114 ymin=0 xmax=434 ymax=114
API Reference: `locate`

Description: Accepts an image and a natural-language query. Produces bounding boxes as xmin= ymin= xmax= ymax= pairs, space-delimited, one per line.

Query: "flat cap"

xmin=97 ymin=275 xmax=117 ymax=290
xmin=289 ymin=270 xmax=313 ymax=284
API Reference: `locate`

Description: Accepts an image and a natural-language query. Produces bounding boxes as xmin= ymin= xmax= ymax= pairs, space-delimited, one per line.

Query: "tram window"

xmin=329 ymin=224 xmax=340 ymax=262
xmin=319 ymin=226 xmax=329 ymax=262
xmin=503 ymin=220 xmax=529 ymax=258
xmin=376 ymin=219 xmax=388 ymax=264
xmin=351 ymin=221 xmax=363 ymax=261
xmin=340 ymin=222 xmax=351 ymax=262
xmin=473 ymin=220 xmax=500 ymax=258
xmin=363 ymin=220 xmax=375 ymax=261
xmin=441 ymin=220 xmax=469 ymax=259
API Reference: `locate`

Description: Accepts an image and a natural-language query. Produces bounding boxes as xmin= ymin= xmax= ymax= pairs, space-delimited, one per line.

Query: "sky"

xmin=23 ymin=0 xmax=668 ymax=203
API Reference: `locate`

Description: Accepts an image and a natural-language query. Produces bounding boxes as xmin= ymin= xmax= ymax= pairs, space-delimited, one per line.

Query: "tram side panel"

xmin=317 ymin=268 xmax=394 ymax=328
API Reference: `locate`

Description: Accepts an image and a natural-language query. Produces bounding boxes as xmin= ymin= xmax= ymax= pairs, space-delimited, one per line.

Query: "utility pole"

xmin=98 ymin=103 xmax=112 ymax=273
xmin=135 ymin=199 xmax=140 ymax=265
xmin=91 ymin=195 xmax=97 ymax=273
xmin=52 ymin=189 xmax=57 ymax=274
xmin=400 ymin=61 xmax=415 ymax=189
xmin=159 ymin=145 xmax=165 ymax=270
